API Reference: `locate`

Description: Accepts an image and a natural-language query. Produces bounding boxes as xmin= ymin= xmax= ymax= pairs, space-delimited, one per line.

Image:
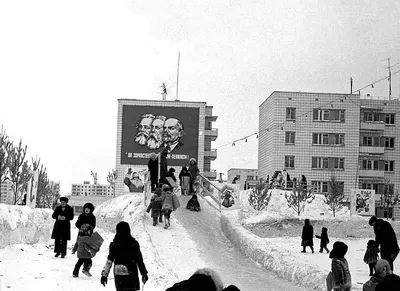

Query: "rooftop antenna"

xmin=161 ymin=83 xmax=167 ymax=100
xmin=176 ymin=51 xmax=180 ymax=100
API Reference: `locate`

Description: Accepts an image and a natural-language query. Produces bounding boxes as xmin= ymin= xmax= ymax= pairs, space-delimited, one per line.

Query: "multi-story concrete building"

xmin=258 ymin=91 xmax=400 ymax=218
xmin=227 ymin=168 xmax=259 ymax=190
xmin=71 ymin=181 xmax=113 ymax=197
xmin=115 ymin=99 xmax=218 ymax=196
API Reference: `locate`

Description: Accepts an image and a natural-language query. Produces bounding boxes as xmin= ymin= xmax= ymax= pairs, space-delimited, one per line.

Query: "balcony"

xmin=204 ymin=128 xmax=218 ymax=141
xmin=203 ymin=170 xmax=217 ymax=179
xmin=204 ymin=149 xmax=217 ymax=160
xmin=205 ymin=115 xmax=218 ymax=122
xmin=359 ymin=146 xmax=384 ymax=155
xmin=360 ymin=122 xmax=385 ymax=131
xmin=359 ymin=170 xmax=385 ymax=178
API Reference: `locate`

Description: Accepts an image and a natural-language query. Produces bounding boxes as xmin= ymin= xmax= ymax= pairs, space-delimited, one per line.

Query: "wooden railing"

xmin=196 ymin=173 xmax=222 ymax=212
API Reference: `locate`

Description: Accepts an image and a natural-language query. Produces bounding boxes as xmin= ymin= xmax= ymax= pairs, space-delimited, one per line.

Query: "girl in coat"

xmin=315 ymin=227 xmax=330 ymax=253
xmin=101 ymin=221 xmax=149 ymax=291
xmin=51 ymin=197 xmax=74 ymax=258
xmin=364 ymin=239 xmax=380 ymax=276
xmin=161 ymin=185 xmax=177 ymax=229
xmin=329 ymin=241 xmax=352 ymax=291
xmin=301 ymin=218 xmax=314 ymax=253
xmin=72 ymin=224 xmax=99 ymax=277
xmin=179 ymin=167 xmax=191 ymax=195
xmin=75 ymin=202 xmax=96 ymax=230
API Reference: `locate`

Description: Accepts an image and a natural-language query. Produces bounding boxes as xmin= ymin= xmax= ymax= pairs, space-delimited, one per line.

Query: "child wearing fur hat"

xmin=75 ymin=202 xmax=96 ymax=230
xmin=72 ymin=224 xmax=100 ymax=277
xmin=161 ymin=184 xmax=178 ymax=229
xmin=315 ymin=227 xmax=330 ymax=253
xmin=329 ymin=241 xmax=352 ymax=291
xmin=364 ymin=240 xmax=380 ymax=276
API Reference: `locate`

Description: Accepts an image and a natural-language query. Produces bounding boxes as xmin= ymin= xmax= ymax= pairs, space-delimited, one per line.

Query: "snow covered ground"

xmin=1 ymin=189 xmax=399 ymax=291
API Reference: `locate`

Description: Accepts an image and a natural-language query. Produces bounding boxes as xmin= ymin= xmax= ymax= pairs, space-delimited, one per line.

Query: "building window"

xmin=361 ymin=136 xmax=382 ymax=146
xmin=286 ymin=108 xmax=296 ymax=120
xmin=313 ymin=109 xmax=345 ymax=122
xmin=312 ymin=133 xmax=344 ymax=146
xmin=246 ymin=175 xmax=257 ymax=181
xmin=385 ymin=161 xmax=395 ymax=172
xmin=385 ymin=113 xmax=395 ymax=125
xmin=311 ymin=181 xmax=329 ymax=193
xmin=285 ymin=131 xmax=295 ymax=144
xmin=312 ymin=157 xmax=344 ymax=170
xmin=384 ymin=137 xmax=395 ymax=148
xmin=360 ymin=159 xmax=384 ymax=170
xmin=285 ymin=156 xmax=295 ymax=168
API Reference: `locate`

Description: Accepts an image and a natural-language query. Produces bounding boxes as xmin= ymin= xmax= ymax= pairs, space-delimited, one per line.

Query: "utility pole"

xmin=385 ymin=58 xmax=395 ymax=100
xmin=176 ymin=51 xmax=180 ymax=101
xmin=350 ymin=77 xmax=353 ymax=94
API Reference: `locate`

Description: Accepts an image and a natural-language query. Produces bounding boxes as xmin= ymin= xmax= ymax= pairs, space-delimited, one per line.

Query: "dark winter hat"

xmin=322 ymin=227 xmax=328 ymax=232
xmin=83 ymin=202 xmax=95 ymax=213
xmin=329 ymin=241 xmax=348 ymax=258
xmin=116 ymin=221 xmax=131 ymax=236
xmin=169 ymin=168 xmax=175 ymax=173
xmin=367 ymin=239 xmax=376 ymax=246
xmin=304 ymin=219 xmax=310 ymax=225
xmin=60 ymin=197 xmax=69 ymax=203
xmin=369 ymin=216 xmax=378 ymax=226
xmin=222 ymin=286 xmax=241 ymax=291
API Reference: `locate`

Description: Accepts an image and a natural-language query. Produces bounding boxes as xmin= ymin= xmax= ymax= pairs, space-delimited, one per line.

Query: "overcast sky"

xmin=1 ymin=0 xmax=400 ymax=194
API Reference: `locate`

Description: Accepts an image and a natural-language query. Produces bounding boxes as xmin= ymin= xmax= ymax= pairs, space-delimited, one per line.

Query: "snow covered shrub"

xmin=285 ymin=181 xmax=315 ymax=216
xmin=248 ymin=180 xmax=271 ymax=211
xmin=323 ymin=176 xmax=344 ymax=217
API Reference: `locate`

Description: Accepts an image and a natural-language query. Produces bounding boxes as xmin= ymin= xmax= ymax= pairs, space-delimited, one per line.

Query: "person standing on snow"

xmin=179 ymin=166 xmax=191 ymax=195
xmin=100 ymin=221 xmax=148 ymax=291
xmin=369 ymin=215 xmax=399 ymax=272
xmin=329 ymin=241 xmax=352 ymax=291
xmin=147 ymin=152 xmax=158 ymax=192
xmin=188 ymin=158 xmax=200 ymax=194
xmin=315 ymin=227 xmax=330 ymax=254
xmin=51 ymin=196 xmax=74 ymax=258
xmin=301 ymin=218 xmax=314 ymax=253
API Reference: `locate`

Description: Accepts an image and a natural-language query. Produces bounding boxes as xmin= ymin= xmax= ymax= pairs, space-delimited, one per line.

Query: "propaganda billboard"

xmin=121 ymin=105 xmax=199 ymax=166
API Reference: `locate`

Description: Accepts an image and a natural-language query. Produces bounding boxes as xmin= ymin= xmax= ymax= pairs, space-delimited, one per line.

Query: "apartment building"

xmin=115 ymin=99 xmax=218 ymax=196
xmin=71 ymin=181 xmax=113 ymax=196
xmin=258 ymin=91 xmax=400 ymax=218
xmin=227 ymin=168 xmax=259 ymax=190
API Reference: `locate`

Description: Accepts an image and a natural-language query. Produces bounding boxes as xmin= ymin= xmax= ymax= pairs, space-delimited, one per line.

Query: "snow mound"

xmin=0 ymin=204 xmax=53 ymax=248
xmin=238 ymin=189 xmax=364 ymax=224
xmin=94 ymin=194 xmax=178 ymax=290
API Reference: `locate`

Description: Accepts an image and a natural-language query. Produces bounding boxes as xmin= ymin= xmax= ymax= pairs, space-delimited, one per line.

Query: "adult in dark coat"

xmin=301 ymin=218 xmax=314 ymax=253
xmin=369 ymin=216 xmax=400 ymax=271
xmin=51 ymin=197 xmax=74 ymax=258
xmin=188 ymin=158 xmax=200 ymax=194
xmin=75 ymin=202 xmax=96 ymax=230
xmin=101 ymin=221 xmax=148 ymax=291
xmin=179 ymin=167 xmax=191 ymax=195
xmin=147 ymin=152 xmax=158 ymax=191
xmin=159 ymin=146 xmax=169 ymax=183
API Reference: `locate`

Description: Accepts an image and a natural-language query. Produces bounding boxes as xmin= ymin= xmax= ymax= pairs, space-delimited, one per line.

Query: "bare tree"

xmin=0 ymin=126 xmax=12 ymax=200
xmin=380 ymin=182 xmax=400 ymax=219
xmin=8 ymin=139 xmax=29 ymax=204
xmin=285 ymin=181 xmax=315 ymax=216
xmin=324 ymin=176 xmax=344 ymax=217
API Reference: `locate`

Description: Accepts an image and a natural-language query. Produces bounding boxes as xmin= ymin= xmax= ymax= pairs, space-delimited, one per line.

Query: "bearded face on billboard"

xmin=146 ymin=115 xmax=166 ymax=150
xmin=134 ymin=114 xmax=155 ymax=145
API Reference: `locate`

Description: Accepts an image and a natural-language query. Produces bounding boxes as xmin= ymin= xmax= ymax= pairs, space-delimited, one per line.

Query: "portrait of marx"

xmin=134 ymin=114 xmax=184 ymax=153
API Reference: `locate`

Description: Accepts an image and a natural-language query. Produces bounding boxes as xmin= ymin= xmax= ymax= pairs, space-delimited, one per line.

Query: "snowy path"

xmin=145 ymin=195 xmax=311 ymax=291
xmin=0 ymin=228 xmax=116 ymax=291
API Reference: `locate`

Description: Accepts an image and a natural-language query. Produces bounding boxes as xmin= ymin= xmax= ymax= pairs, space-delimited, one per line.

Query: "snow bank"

xmin=94 ymin=194 xmax=178 ymax=290
xmin=221 ymin=210 xmax=328 ymax=291
xmin=0 ymin=204 xmax=53 ymax=248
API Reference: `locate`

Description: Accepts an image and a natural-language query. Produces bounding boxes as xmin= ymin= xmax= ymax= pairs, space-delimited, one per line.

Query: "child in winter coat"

xmin=148 ymin=187 xmax=163 ymax=226
xmin=72 ymin=224 xmax=101 ymax=277
xmin=329 ymin=241 xmax=352 ymax=291
xmin=186 ymin=194 xmax=201 ymax=212
xmin=315 ymin=227 xmax=330 ymax=253
xmin=364 ymin=239 xmax=380 ymax=276
xmin=161 ymin=185 xmax=178 ymax=229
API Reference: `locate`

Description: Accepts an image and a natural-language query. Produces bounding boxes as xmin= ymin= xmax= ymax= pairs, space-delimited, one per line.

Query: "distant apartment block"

xmin=258 ymin=91 xmax=400 ymax=218
xmin=71 ymin=181 xmax=113 ymax=196
xmin=0 ymin=180 xmax=14 ymax=204
xmin=227 ymin=168 xmax=259 ymax=190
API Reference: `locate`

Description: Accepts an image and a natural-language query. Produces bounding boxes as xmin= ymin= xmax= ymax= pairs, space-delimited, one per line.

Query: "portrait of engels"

xmin=134 ymin=113 xmax=184 ymax=153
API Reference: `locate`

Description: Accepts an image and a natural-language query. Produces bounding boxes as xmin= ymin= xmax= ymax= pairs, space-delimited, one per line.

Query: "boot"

xmin=82 ymin=263 xmax=92 ymax=277
xmin=311 ymin=247 xmax=314 ymax=253
xmin=159 ymin=215 xmax=163 ymax=223
xmin=55 ymin=252 xmax=60 ymax=257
